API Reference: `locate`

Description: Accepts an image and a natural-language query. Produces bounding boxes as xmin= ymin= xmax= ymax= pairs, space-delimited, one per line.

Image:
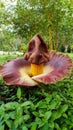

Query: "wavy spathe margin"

xmin=0 ymin=58 xmax=37 ymax=87
xmin=32 ymin=52 xmax=72 ymax=84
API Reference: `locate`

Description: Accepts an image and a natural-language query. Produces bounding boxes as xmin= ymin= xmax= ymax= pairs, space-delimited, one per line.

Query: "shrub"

xmin=0 ymin=76 xmax=73 ymax=130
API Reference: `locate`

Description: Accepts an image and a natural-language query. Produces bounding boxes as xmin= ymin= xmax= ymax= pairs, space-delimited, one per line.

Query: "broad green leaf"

xmin=45 ymin=94 xmax=52 ymax=104
xmin=0 ymin=105 xmax=5 ymax=116
xmin=14 ymin=117 xmax=24 ymax=128
xmin=48 ymin=121 xmax=54 ymax=129
xmin=44 ymin=111 xmax=52 ymax=120
xmin=5 ymin=120 xmax=12 ymax=128
xmin=16 ymin=107 xmax=23 ymax=117
xmin=35 ymin=101 xmax=47 ymax=108
xmin=51 ymin=111 xmax=61 ymax=121
xmin=62 ymin=127 xmax=68 ymax=130
xmin=0 ymin=117 xmax=4 ymax=126
xmin=5 ymin=102 xmax=19 ymax=110
xmin=4 ymin=112 xmax=15 ymax=120
xmin=54 ymin=123 xmax=61 ymax=130
xmin=0 ymin=125 xmax=4 ymax=130
xmin=23 ymin=115 xmax=30 ymax=121
xmin=60 ymin=104 xmax=68 ymax=114
xmin=31 ymin=123 xmax=37 ymax=130
xmin=40 ymin=122 xmax=49 ymax=130
xmin=22 ymin=126 xmax=28 ymax=130
xmin=63 ymin=113 xmax=68 ymax=119
xmin=9 ymin=111 xmax=15 ymax=119
xmin=17 ymin=87 xmax=21 ymax=99
xmin=49 ymin=100 xmax=57 ymax=110
xmin=21 ymin=101 xmax=32 ymax=107
xmin=32 ymin=112 xmax=39 ymax=117
xmin=37 ymin=111 xmax=52 ymax=128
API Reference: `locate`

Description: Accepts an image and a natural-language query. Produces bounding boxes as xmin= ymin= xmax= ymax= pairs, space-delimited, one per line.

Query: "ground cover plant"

xmin=0 ymin=52 xmax=73 ymax=130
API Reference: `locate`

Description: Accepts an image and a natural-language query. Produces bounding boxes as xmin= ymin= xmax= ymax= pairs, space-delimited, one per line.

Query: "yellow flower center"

xmin=31 ymin=64 xmax=43 ymax=76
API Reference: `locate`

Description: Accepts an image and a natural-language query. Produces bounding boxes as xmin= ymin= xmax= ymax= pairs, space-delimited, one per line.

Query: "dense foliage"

xmin=0 ymin=74 xmax=73 ymax=130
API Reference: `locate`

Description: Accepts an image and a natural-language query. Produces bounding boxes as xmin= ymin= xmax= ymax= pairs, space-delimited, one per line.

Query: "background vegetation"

xmin=0 ymin=0 xmax=73 ymax=52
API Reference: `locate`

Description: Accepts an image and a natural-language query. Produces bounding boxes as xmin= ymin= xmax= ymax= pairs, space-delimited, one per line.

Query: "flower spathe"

xmin=0 ymin=34 xmax=72 ymax=87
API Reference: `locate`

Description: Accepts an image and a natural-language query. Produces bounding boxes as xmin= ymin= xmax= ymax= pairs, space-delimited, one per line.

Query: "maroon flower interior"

xmin=24 ymin=34 xmax=49 ymax=65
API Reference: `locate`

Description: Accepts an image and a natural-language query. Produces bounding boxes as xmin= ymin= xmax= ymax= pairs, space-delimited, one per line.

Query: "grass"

xmin=65 ymin=53 xmax=73 ymax=60
xmin=0 ymin=53 xmax=73 ymax=65
xmin=0 ymin=54 xmax=22 ymax=65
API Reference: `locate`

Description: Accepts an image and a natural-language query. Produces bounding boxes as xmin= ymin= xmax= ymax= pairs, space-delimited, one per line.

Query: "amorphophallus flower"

xmin=0 ymin=34 xmax=72 ymax=87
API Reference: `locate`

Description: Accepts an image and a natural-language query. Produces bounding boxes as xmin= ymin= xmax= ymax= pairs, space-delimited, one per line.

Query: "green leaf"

xmin=5 ymin=120 xmax=12 ymax=128
xmin=21 ymin=101 xmax=32 ymax=107
xmin=48 ymin=121 xmax=54 ymax=129
xmin=0 ymin=125 xmax=4 ymax=130
xmin=62 ymin=127 xmax=68 ymax=130
xmin=22 ymin=126 xmax=28 ymax=130
xmin=32 ymin=112 xmax=39 ymax=117
xmin=14 ymin=117 xmax=23 ymax=128
xmin=36 ymin=101 xmax=47 ymax=109
xmin=54 ymin=123 xmax=61 ymax=130
xmin=17 ymin=87 xmax=21 ymax=99
xmin=60 ymin=104 xmax=68 ymax=114
xmin=37 ymin=111 xmax=52 ymax=128
xmin=51 ymin=111 xmax=61 ymax=121
xmin=44 ymin=111 xmax=52 ymax=120
xmin=49 ymin=100 xmax=57 ymax=110
xmin=0 ymin=117 xmax=4 ymax=126
xmin=4 ymin=112 xmax=15 ymax=120
xmin=45 ymin=95 xmax=52 ymax=104
xmin=5 ymin=102 xmax=19 ymax=110
xmin=31 ymin=123 xmax=37 ymax=130
xmin=40 ymin=122 xmax=49 ymax=130
xmin=23 ymin=115 xmax=30 ymax=121
xmin=0 ymin=105 xmax=5 ymax=116
xmin=16 ymin=106 xmax=23 ymax=117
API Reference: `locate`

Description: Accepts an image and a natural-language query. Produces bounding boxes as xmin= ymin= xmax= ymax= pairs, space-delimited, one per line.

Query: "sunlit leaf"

xmin=17 ymin=87 xmax=21 ymax=99
xmin=60 ymin=104 xmax=68 ymax=114
xmin=0 ymin=125 xmax=4 ymax=130
xmin=31 ymin=122 xmax=37 ymax=130
xmin=22 ymin=126 xmax=28 ymax=130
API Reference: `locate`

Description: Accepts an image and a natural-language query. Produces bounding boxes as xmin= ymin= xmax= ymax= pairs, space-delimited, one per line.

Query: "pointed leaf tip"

xmin=17 ymin=87 xmax=21 ymax=99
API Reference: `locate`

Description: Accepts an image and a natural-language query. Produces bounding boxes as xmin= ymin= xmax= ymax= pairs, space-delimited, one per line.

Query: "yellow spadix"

xmin=31 ymin=64 xmax=43 ymax=76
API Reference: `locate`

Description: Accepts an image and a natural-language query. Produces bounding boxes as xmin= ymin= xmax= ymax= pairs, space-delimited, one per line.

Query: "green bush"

xmin=0 ymin=92 xmax=70 ymax=130
xmin=0 ymin=76 xmax=73 ymax=130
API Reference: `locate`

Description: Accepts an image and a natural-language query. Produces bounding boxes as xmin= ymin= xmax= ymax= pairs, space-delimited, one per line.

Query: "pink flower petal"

xmin=32 ymin=52 xmax=72 ymax=84
xmin=0 ymin=58 xmax=37 ymax=86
